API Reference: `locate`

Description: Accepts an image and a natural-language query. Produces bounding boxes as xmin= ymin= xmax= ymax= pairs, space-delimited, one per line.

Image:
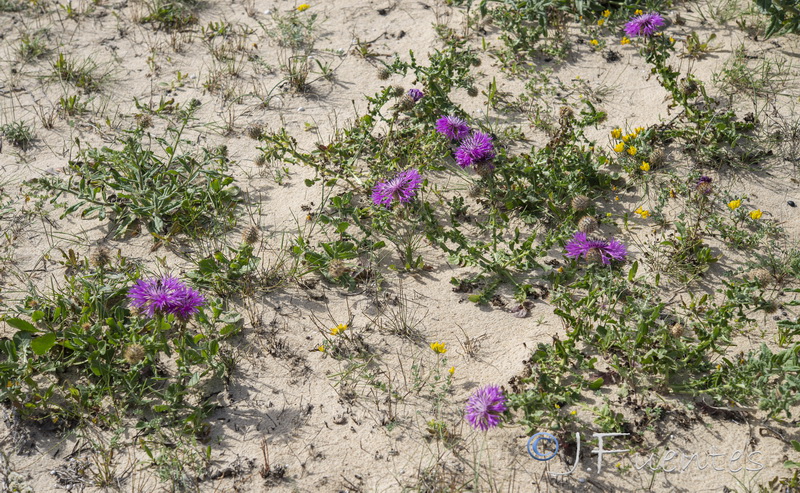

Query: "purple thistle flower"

xmin=128 ymin=277 xmax=206 ymax=320
xmin=465 ymin=385 xmax=507 ymax=431
xmin=371 ymin=169 xmax=423 ymax=207
xmin=455 ymin=132 xmax=495 ymax=168
xmin=564 ymin=232 xmax=627 ymax=265
xmin=623 ymin=12 xmax=666 ymax=38
xmin=696 ymin=176 xmax=713 ymax=195
xmin=407 ymin=88 xmax=424 ymax=102
xmin=435 ymin=116 xmax=471 ymax=141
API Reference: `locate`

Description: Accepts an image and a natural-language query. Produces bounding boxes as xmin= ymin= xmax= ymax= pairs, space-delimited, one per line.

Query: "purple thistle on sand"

xmin=623 ymin=12 xmax=666 ymax=38
xmin=371 ymin=169 xmax=423 ymax=207
xmin=407 ymin=88 xmax=424 ymax=102
xmin=435 ymin=116 xmax=471 ymax=141
xmin=465 ymin=385 xmax=507 ymax=431
xmin=128 ymin=277 xmax=206 ymax=320
xmin=565 ymin=232 xmax=627 ymax=265
xmin=455 ymin=132 xmax=495 ymax=168
xmin=695 ymin=176 xmax=713 ymax=195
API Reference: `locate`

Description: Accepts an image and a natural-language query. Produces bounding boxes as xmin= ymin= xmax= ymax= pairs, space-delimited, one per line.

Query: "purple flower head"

xmin=465 ymin=385 xmax=507 ymax=431
xmin=455 ymin=132 xmax=495 ymax=168
xmin=435 ymin=116 xmax=471 ymax=141
xmin=407 ymin=88 xmax=424 ymax=102
xmin=623 ymin=12 xmax=666 ymax=38
xmin=565 ymin=232 xmax=627 ymax=265
xmin=695 ymin=176 xmax=713 ymax=195
xmin=128 ymin=277 xmax=205 ymax=320
xmin=371 ymin=169 xmax=423 ymax=207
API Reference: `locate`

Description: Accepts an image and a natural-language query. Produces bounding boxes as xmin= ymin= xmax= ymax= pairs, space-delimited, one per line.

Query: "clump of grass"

xmin=51 ymin=53 xmax=109 ymax=93
xmin=17 ymin=31 xmax=48 ymax=61
xmin=0 ymin=121 xmax=35 ymax=150
xmin=141 ymin=0 xmax=198 ymax=30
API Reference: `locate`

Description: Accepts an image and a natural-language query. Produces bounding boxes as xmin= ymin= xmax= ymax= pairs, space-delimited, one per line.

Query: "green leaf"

xmin=468 ymin=294 xmax=482 ymax=303
xmin=5 ymin=318 xmax=37 ymax=333
xmin=627 ymin=260 xmax=638 ymax=282
xmin=588 ymin=377 xmax=604 ymax=390
xmin=31 ymin=333 xmax=57 ymax=356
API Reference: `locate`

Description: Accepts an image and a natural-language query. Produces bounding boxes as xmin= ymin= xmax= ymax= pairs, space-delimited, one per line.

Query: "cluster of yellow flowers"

xmin=330 ymin=323 xmax=348 ymax=336
xmin=634 ymin=207 xmax=650 ymax=219
xmin=611 ymin=127 xmax=645 ymax=156
xmin=430 ymin=342 xmax=447 ymax=354
xmin=297 ymin=3 xmax=310 ymax=11
xmin=728 ymin=199 xmax=763 ymax=219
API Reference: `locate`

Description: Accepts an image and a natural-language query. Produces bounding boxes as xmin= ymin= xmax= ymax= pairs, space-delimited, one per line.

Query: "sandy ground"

xmin=1 ymin=0 xmax=800 ymax=491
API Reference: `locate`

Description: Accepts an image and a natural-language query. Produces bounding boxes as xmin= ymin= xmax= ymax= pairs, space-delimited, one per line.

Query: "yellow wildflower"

xmin=318 ymin=345 xmax=325 ymax=352
xmin=614 ymin=196 xmax=620 ymax=201
xmin=728 ymin=199 xmax=742 ymax=210
xmin=634 ymin=9 xmax=643 ymax=15
xmin=613 ymin=142 xmax=625 ymax=153
xmin=448 ymin=366 xmax=455 ymax=376
xmin=555 ymin=403 xmax=560 ymax=409
xmin=590 ymin=39 xmax=599 ymax=46
xmin=634 ymin=126 xmax=645 ymax=134
xmin=611 ymin=128 xmax=622 ymax=139
xmin=570 ymin=410 xmax=577 ymax=415
xmin=635 ymin=207 xmax=650 ymax=219
xmin=430 ymin=342 xmax=447 ymax=354
xmin=330 ymin=323 xmax=348 ymax=336
xmin=297 ymin=3 xmax=310 ymax=11
xmin=603 ymin=9 xmax=611 ymax=17
xmin=597 ymin=19 xmax=605 ymax=26
xmin=749 ymin=209 xmax=763 ymax=220
xmin=627 ymin=146 xmax=638 ymax=156
xmin=621 ymin=37 xmax=630 ymax=45
xmin=669 ymin=36 xmax=676 ymax=43
xmin=640 ymin=162 xmax=650 ymax=171
xmin=622 ymin=134 xmax=631 ymax=142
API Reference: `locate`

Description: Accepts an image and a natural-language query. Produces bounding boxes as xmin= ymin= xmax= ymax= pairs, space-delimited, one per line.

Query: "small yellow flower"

xmin=590 ymin=39 xmax=599 ymax=46
xmin=318 ymin=345 xmax=325 ymax=352
xmin=430 ymin=342 xmax=447 ymax=354
xmin=611 ymin=128 xmax=622 ymax=139
xmin=614 ymin=196 xmax=620 ymax=201
xmin=555 ymin=403 xmax=560 ymax=409
xmin=603 ymin=9 xmax=611 ymax=17
xmin=669 ymin=189 xmax=676 ymax=198
xmin=627 ymin=146 xmax=637 ymax=156
xmin=635 ymin=207 xmax=650 ymax=219
xmin=606 ymin=212 xmax=612 ymax=217
xmin=448 ymin=366 xmax=455 ymax=376
xmin=640 ymin=162 xmax=650 ymax=171
xmin=634 ymin=126 xmax=645 ymax=134
xmin=613 ymin=142 xmax=625 ymax=153
xmin=557 ymin=266 xmax=564 ymax=273
xmin=570 ymin=410 xmax=577 ymax=415
xmin=669 ymin=36 xmax=676 ymax=43
xmin=622 ymin=134 xmax=631 ymax=142
xmin=330 ymin=323 xmax=348 ymax=336
xmin=621 ymin=37 xmax=630 ymax=45
xmin=597 ymin=19 xmax=605 ymax=26
xmin=728 ymin=199 xmax=742 ymax=210
xmin=749 ymin=209 xmax=763 ymax=220
xmin=634 ymin=9 xmax=643 ymax=15
xmin=297 ymin=3 xmax=310 ymax=11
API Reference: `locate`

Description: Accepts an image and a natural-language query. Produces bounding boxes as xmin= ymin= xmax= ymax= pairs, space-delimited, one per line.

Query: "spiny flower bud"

xmin=649 ymin=148 xmax=665 ymax=168
xmin=242 ymin=225 xmax=260 ymax=245
xmin=670 ymin=323 xmax=684 ymax=337
xmin=123 ymin=344 xmax=146 ymax=365
xmin=91 ymin=247 xmax=111 ymax=268
xmin=578 ymin=215 xmax=598 ymax=234
xmin=377 ymin=67 xmax=391 ymax=80
xmin=571 ymin=195 xmax=591 ymax=211
xmin=246 ymin=124 xmax=264 ymax=140
xmin=396 ymin=94 xmax=415 ymax=111
xmin=328 ymin=259 xmax=348 ymax=279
